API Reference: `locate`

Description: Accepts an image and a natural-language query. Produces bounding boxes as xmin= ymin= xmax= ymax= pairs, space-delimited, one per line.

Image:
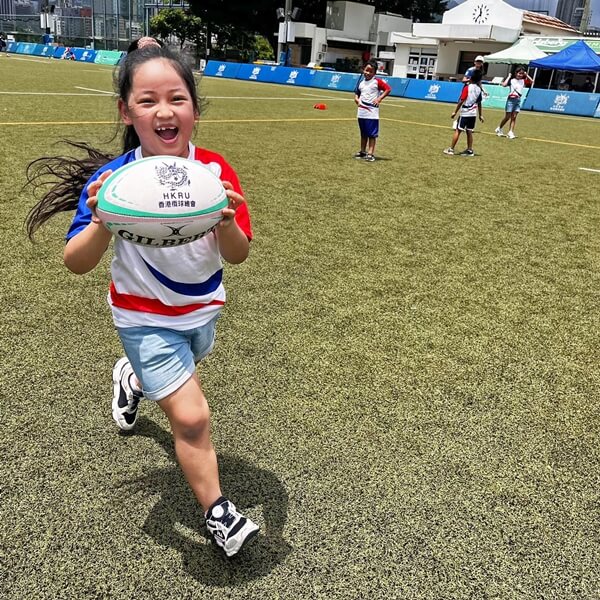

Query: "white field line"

xmin=74 ymin=86 xmax=114 ymax=94
xmin=0 ymin=90 xmax=114 ymax=96
xmin=579 ymin=167 xmax=600 ymax=173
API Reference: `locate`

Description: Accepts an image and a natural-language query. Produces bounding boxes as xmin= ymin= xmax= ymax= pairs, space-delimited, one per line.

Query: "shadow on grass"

xmin=119 ymin=417 xmax=292 ymax=584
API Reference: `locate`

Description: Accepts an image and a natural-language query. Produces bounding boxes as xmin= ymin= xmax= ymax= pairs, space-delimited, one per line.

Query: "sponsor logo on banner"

xmin=216 ymin=64 xmax=226 ymax=76
xmin=287 ymin=70 xmax=299 ymax=84
xmin=425 ymin=84 xmax=440 ymax=100
xmin=250 ymin=67 xmax=261 ymax=80
xmin=329 ymin=74 xmax=342 ymax=88
xmin=550 ymin=93 xmax=569 ymax=112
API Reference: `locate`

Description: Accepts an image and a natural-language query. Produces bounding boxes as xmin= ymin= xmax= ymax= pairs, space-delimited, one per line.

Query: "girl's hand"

xmin=85 ymin=170 xmax=112 ymax=224
xmin=451 ymin=111 xmax=457 ymax=118
xmin=479 ymin=115 xmax=485 ymax=122
xmin=219 ymin=180 xmax=244 ymax=229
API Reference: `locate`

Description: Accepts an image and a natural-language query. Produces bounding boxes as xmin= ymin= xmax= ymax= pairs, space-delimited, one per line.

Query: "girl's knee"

xmin=172 ymin=407 xmax=211 ymax=442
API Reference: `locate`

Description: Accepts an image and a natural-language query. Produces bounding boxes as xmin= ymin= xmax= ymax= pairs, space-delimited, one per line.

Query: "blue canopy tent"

xmin=529 ymin=40 xmax=600 ymax=90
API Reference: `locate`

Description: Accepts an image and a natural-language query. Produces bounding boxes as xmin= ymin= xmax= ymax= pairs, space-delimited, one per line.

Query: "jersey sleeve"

xmin=65 ymin=171 xmax=100 ymax=241
xmin=194 ymin=147 xmax=253 ymax=241
xmin=65 ymin=150 xmax=136 ymax=241
xmin=459 ymin=86 xmax=469 ymax=102
xmin=376 ymin=78 xmax=391 ymax=93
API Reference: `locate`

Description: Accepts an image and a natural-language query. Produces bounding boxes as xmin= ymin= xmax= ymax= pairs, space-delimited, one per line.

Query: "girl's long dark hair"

xmin=25 ymin=45 xmax=201 ymax=239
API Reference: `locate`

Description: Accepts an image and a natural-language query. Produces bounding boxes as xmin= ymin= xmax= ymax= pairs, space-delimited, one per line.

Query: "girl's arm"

xmin=64 ymin=172 xmax=113 ymax=274
xmin=451 ymin=99 xmax=464 ymax=118
xmin=501 ymin=74 xmax=511 ymax=87
xmin=216 ymin=181 xmax=250 ymax=264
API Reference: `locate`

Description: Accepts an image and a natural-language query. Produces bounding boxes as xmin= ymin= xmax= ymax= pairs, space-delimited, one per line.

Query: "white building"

xmin=279 ymin=0 xmax=411 ymax=72
xmin=391 ymin=0 xmax=579 ymax=80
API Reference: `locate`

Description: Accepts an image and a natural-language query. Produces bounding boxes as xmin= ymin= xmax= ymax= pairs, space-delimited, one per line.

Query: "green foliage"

xmin=254 ymin=35 xmax=274 ymax=60
xmin=150 ymin=8 xmax=204 ymax=49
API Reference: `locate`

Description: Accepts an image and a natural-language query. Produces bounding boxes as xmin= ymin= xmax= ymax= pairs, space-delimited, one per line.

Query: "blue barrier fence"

xmin=522 ymin=88 xmax=600 ymax=117
xmin=7 ymin=41 xmax=121 ymax=65
xmin=202 ymin=60 xmax=600 ymax=118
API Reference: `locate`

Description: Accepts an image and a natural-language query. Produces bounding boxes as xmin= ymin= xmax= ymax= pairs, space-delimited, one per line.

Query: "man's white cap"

xmin=475 ymin=55 xmax=485 ymax=62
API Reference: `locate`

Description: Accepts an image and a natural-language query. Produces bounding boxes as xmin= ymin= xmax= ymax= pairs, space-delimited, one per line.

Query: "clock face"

xmin=472 ymin=3 xmax=490 ymax=24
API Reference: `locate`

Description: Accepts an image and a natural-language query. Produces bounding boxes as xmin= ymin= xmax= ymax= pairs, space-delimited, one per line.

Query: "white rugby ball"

xmin=96 ymin=155 xmax=228 ymax=247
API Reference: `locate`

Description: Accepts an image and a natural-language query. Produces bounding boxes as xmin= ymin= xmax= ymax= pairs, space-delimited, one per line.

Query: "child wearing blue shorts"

xmin=495 ymin=65 xmax=533 ymax=139
xmin=354 ymin=60 xmax=391 ymax=162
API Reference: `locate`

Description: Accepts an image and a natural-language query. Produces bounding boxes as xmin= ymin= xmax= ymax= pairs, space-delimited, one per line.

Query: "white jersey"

xmin=67 ymin=143 xmax=252 ymax=331
xmin=507 ymin=77 xmax=526 ymax=98
xmin=355 ymin=76 xmax=391 ymax=120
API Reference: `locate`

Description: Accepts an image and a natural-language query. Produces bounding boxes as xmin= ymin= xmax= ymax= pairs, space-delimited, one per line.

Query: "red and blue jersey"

xmin=67 ymin=144 xmax=252 ymax=330
xmin=355 ymin=77 xmax=391 ymax=120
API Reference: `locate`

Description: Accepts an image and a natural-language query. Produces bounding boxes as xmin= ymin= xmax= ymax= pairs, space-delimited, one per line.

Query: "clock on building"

xmin=472 ymin=3 xmax=490 ymax=24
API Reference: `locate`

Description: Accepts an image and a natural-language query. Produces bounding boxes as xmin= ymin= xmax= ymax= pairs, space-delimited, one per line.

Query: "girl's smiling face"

xmin=363 ymin=64 xmax=376 ymax=80
xmin=119 ymin=58 xmax=198 ymax=159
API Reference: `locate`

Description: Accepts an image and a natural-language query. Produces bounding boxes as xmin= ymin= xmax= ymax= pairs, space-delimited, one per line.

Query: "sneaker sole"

xmin=112 ymin=357 xmax=136 ymax=431
xmin=223 ymin=521 xmax=260 ymax=557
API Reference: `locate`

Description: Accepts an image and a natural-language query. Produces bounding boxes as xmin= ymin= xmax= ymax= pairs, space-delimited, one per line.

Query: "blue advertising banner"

xmin=38 ymin=44 xmax=55 ymax=57
xmin=204 ymin=61 xmax=242 ymax=79
xmin=595 ymin=101 xmax=600 ymax=118
xmin=16 ymin=42 xmax=36 ymax=55
xmin=404 ymin=79 xmax=464 ymax=103
xmin=29 ymin=44 xmax=47 ymax=56
xmin=377 ymin=76 xmax=410 ymax=98
xmin=236 ymin=63 xmax=272 ymax=82
xmin=268 ymin=66 xmax=317 ymax=87
xmin=93 ymin=50 xmax=124 ymax=65
xmin=522 ymin=88 xmax=600 ymax=117
xmin=309 ymin=71 xmax=361 ymax=92
xmin=73 ymin=48 xmax=97 ymax=62
xmin=7 ymin=41 xmax=19 ymax=53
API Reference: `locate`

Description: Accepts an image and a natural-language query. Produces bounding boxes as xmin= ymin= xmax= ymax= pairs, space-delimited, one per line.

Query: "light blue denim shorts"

xmin=116 ymin=315 xmax=219 ymax=401
xmin=505 ymin=97 xmax=521 ymax=113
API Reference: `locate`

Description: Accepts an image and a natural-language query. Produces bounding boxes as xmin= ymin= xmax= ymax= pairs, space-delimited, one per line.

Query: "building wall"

xmin=326 ymin=0 xmax=374 ymax=40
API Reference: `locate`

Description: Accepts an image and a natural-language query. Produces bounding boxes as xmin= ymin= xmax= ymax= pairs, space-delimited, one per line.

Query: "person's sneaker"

xmin=112 ymin=357 xmax=143 ymax=431
xmin=507 ymin=130 xmax=516 ymax=139
xmin=443 ymin=147 xmax=455 ymax=155
xmin=354 ymin=151 xmax=366 ymax=159
xmin=364 ymin=154 xmax=376 ymax=162
xmin=205 ymin=497 xmax=260 ymax=557
xmin=495 ymin=127 xmax=504 ymax=137
xmin=460 ymin=149 xmax=475 ymax=156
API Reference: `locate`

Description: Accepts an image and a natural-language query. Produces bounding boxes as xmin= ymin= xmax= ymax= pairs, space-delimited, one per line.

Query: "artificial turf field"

xmin=2 ymin=53 xmax=600 ymax=599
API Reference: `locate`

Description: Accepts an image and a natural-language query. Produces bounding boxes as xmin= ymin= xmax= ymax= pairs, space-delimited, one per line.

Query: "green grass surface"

xmin=2 ymin=54 xmax=600 ymax=599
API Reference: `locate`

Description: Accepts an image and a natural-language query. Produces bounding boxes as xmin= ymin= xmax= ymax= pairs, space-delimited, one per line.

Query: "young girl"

xmin=353 ymin=60 xmax=391 ymax=162
xmin=25 ymin=45 xmax=259 ymax=558
xmin=495 ymin=65 xmax=533 ymax=139
xmin=443 ymin=68 xmax=484 ymax=157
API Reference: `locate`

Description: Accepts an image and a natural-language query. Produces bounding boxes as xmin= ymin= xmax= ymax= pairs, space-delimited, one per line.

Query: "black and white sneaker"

xmin=365 ymin=154 xmax=376 ymax=162
xmin=205 ymin=497 xmax=260 ymax=557
xmin=460 ymin=149 xmax=474 ymax=157
xmin=354 ymin=151 xmax=367 ymax=159
xmin=112 ymin=357 xmax=143 ymax=431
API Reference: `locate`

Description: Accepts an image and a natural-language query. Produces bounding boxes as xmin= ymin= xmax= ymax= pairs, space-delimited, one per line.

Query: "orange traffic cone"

xmin=313 ymin=103 xmax=327 ymax=110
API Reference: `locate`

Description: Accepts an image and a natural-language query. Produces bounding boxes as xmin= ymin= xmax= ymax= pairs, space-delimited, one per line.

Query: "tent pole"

xmin=548 ymin=69 xmax=553 ymax=89
xmin=532 ymin=67 xmax=538 ymax=86
xmin=595 ymin=72 xmax=599 ymax=93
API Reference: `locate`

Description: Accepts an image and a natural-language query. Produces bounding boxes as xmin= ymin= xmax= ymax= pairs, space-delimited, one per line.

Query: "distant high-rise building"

xmin=0 ymin=0 xmax=16 ymax=15
xmin=557 ymin=0 xmax=587 ymax=27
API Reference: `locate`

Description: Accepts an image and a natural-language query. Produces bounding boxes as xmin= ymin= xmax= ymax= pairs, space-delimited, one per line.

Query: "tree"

xmin=186 ymin=0 xmax=448 ymax=55
xmin=150 ymin=9 xmax=190 ymax=48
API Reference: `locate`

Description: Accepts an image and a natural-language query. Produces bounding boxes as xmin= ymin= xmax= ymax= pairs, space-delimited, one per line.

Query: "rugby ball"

xmin=96 ymin=155 xmax=228 ymax=247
